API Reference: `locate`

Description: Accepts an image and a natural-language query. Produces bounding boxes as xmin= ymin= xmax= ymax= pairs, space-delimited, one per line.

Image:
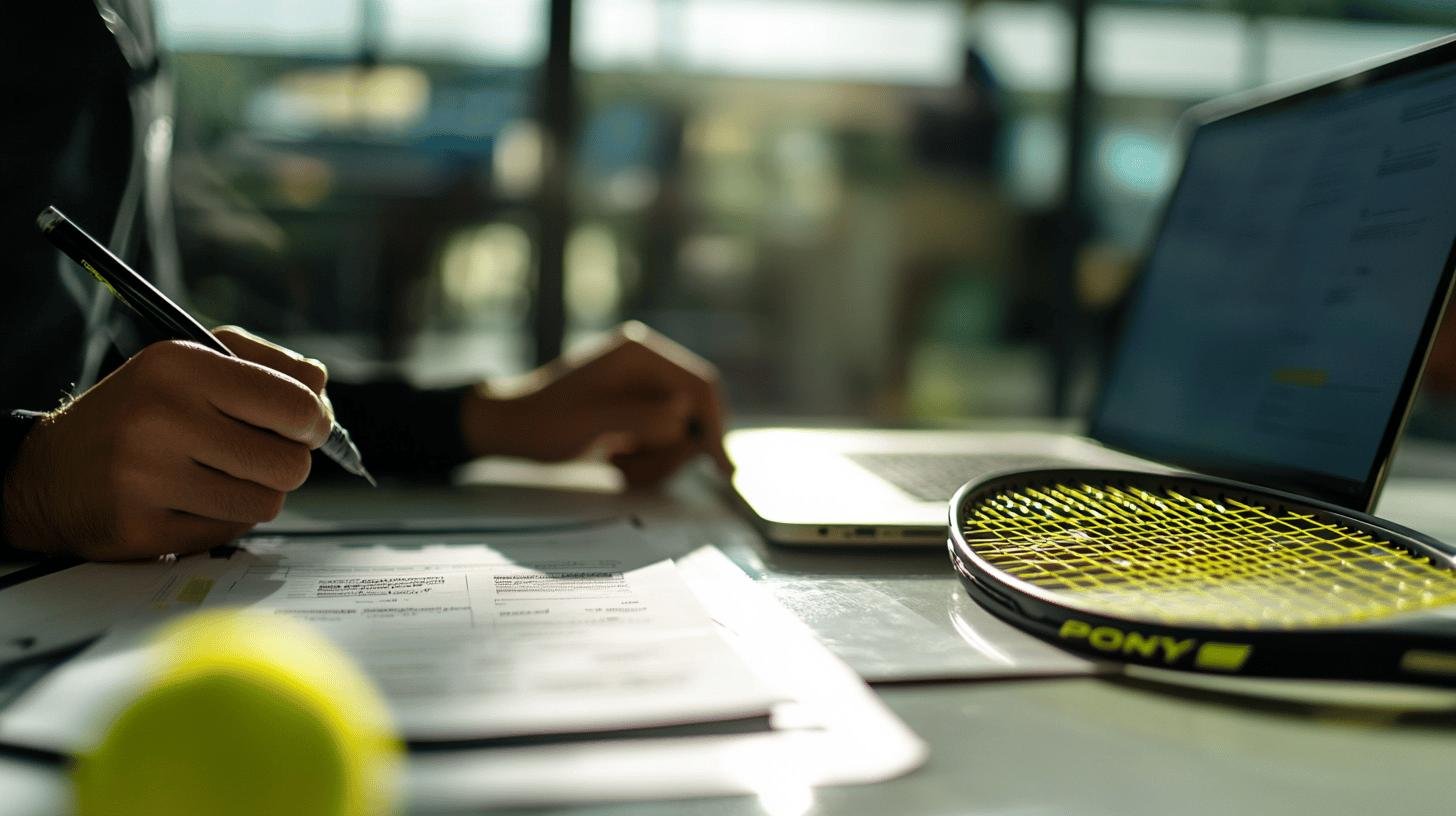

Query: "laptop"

xmin=728 ymin=34 xmax=1456 ymax=546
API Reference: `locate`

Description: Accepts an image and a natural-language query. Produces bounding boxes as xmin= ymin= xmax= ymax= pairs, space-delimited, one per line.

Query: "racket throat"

xmin=1057 ymin=619 xmax=1250 ymax=670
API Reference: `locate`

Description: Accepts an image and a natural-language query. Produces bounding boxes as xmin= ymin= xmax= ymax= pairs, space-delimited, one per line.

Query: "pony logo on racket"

xmin=1058 ymin=619 xmax=1251 ymax=671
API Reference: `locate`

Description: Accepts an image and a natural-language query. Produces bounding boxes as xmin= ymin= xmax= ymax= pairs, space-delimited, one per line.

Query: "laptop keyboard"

xmin=846 ymin=452 xmax=1070 ymax=503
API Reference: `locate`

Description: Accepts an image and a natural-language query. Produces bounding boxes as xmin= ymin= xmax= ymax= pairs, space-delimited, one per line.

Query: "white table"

xmin=3 ymin=441 xmax=1456 ymax=815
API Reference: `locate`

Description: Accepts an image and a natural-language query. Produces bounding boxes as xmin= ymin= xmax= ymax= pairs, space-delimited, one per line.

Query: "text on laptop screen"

xmin=1093 ymin=60 xmax=1456 ymax=494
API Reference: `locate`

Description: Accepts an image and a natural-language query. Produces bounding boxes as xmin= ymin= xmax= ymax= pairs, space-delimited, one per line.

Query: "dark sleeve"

xmin=324 ymin=381 xmax=474 ymax=477
xmin=0 ymin=411 xmax=43 ymax=550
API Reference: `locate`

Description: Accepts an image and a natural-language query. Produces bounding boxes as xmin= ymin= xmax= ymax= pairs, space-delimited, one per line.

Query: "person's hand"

xmin=1 ymin=327 xmax=331 ymax=560
xmin=460 ymin=322 xmax=732 ymax=487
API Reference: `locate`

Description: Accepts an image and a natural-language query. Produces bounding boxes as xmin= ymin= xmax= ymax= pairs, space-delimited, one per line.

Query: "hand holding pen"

xmin=0 ymin=208 xmax=373 ymax=560
xmin=37 ymin=207 xmax=374 ymax=485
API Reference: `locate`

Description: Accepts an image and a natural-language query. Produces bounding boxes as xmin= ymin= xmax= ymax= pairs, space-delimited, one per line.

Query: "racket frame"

xmin=948 ymin=468 xmax=1456 ymax=687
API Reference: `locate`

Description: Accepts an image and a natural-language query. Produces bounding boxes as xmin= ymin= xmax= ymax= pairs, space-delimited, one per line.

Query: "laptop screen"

xmin=1090 ymin=47 xmax=1456 ymax=509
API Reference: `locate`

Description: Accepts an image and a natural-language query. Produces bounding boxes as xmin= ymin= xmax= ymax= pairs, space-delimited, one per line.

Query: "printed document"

xmin=0 ymin=521 xmax=784 ymax=748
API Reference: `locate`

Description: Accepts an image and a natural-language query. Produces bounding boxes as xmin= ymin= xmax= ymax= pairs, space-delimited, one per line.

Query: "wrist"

xmin=2 ymin=417 xmax=61 ymax=556
xmin=460 ymin=384 xmax=520 ymax=459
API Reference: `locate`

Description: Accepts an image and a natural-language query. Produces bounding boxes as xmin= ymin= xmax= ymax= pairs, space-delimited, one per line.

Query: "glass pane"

xmin=154 ymin=0 xmax=1456 ymax=440
xmin=157 ymin=0 xmax=544 ymax=382
xmin=567 ymin=0 xmax=1049 ymax=420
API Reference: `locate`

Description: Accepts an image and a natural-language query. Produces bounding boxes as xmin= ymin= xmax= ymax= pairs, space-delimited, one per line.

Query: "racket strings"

xmin=963 ymin=481 xmax=1456 ymax=628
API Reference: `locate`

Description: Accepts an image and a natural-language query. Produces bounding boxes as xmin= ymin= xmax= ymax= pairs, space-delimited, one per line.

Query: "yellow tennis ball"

xmin=72 ymin=610 xmax=401 ymax=816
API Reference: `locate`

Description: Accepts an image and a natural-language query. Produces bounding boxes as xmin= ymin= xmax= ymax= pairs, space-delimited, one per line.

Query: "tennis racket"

xmin=948 ymin=469 xmax=1456 ymax=687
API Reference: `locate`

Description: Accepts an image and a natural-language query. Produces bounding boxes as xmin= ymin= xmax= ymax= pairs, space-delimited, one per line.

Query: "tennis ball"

xmin=72 ymin=610 xmax=401 ymax=816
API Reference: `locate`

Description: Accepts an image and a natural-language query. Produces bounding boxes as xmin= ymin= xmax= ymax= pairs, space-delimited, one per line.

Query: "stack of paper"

xmin=0 ymin=522 xmax=784 ymax=748
xmin=0 ymin=517 xmax=928 ymax=810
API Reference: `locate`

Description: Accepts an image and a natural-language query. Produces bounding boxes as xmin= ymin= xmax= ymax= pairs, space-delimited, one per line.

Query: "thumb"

xmin=213 ymin=325 xmax=329 ymax=396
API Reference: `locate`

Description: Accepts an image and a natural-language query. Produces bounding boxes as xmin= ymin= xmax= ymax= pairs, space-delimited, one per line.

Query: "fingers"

xmin=146 ymin=462 xmax=287 ymax=524
xmin=611 ymin=442 xmax=700 ymax=488
xmin=580 ymin=395 xmax=694 ymax=451
xmin=584 ymin=393 xmax=713 ymax=487
xmin=97 ymin=457 xmax=271 ymax=559
xmin=614 ymin=324 xmax=732 ymax=474
xmin=176 ymin=411 xmax=314 ymax=492
xmin=102 ymin=511 xmax=254 ymax=561
xmin=567 ymin=323 xmax=734 ymax=475
xmin=134 ymin=341 xmax=331 ymax=448
xmin=213 ymin=326 xmax=329 ymax=395
xmin=213 ymin=326 xmax=338 ymax=430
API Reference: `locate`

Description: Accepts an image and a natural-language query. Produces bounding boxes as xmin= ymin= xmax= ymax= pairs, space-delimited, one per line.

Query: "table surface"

xmin=4 ymin=438 xmax=1456 ymax=816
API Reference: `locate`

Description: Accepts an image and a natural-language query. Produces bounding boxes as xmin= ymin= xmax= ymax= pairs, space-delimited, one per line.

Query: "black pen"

xmin=37 ymin=205 xmax=377 ymax=486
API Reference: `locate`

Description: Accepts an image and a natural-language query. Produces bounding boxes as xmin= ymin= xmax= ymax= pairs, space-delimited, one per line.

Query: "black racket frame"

xmin=948 ymin=469 xmax=1456 ymax=687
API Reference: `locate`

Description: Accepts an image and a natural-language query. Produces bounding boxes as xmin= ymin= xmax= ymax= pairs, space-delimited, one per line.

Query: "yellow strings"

xmin=963 ymin=482 xmax=1456 ymax=628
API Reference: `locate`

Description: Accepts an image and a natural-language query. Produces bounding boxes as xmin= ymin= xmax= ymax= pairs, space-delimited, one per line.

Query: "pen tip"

xmin=363 ymin=468 xmax=379 ymax=488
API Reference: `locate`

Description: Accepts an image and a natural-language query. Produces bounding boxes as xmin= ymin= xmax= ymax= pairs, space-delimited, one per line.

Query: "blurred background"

xmin=155 ymin=0 xmax=1456 ymax=437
